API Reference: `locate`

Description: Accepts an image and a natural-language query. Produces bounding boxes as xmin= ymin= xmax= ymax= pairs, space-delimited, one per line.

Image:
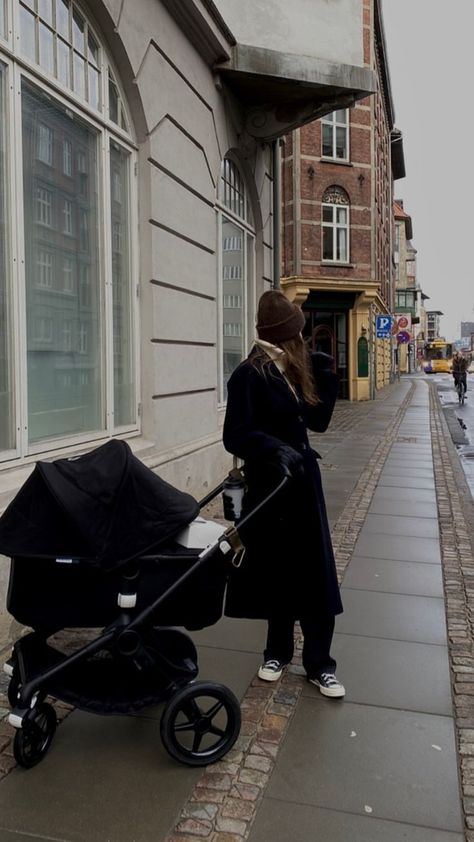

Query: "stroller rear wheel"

xmin=160 ymin=681 xmax=240 ymax=767
xmin=13 ymin=703 xmax=57 ymax=768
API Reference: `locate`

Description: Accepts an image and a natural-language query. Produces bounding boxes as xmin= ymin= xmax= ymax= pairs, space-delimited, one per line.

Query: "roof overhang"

xmin=216 ymin=44 xmax=376 ymax=141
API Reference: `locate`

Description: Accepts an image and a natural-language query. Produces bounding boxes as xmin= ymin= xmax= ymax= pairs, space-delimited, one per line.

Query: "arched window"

xmin=322 ymin=185 xmax=350 ymax=264
xmin=0 ymin=0 xmax=137 ymax=462
xmin=217 ymin=158 xmax=255 ymax=402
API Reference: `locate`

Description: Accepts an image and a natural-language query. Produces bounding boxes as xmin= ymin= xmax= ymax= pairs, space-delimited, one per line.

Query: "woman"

xmin=223 ymin=290 xmax=344 ymax=698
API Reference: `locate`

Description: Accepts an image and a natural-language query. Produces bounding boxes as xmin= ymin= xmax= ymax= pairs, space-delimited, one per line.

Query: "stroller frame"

xmin=4 ymin=475 xmax=287 ymax=769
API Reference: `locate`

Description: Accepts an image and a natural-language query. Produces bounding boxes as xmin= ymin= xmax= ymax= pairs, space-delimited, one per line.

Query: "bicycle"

xmin=456 ymin=377 xmax=466 ymax=405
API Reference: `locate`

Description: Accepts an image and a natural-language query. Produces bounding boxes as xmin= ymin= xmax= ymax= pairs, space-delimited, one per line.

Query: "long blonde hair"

xmin=251 ymin=335 xmax=319 ymax=405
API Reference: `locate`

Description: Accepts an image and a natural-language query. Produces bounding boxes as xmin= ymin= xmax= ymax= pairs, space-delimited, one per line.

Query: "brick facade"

xmin=281 ymin=0 xmax=401 ymax=400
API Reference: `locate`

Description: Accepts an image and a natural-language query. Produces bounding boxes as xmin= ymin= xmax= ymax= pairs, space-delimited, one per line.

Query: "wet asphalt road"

xmin=433 ymin=371 xmax=474 ymax=498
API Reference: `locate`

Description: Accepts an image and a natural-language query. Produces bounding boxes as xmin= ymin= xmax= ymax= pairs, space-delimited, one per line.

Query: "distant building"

xmin=461 ymin=322 xmax=474 ymax=340
xmin=280 ymin=0 xmax=405 ymax=401
xmin=427 ymin=311 xmax=444 ymax=343
xmin=393 ymin=200 xmax=429 ymax=372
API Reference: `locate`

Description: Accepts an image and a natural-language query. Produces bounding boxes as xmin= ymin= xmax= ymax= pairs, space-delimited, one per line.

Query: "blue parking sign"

xmin=376 ymin=315 xmax=393 ymax=338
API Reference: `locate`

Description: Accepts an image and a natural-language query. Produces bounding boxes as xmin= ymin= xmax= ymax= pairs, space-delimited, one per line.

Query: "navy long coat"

xmin=222 ymin=349 xmax=343 ymax=620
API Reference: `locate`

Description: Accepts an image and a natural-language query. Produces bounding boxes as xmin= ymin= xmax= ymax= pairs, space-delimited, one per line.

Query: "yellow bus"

xmin=424 ymin=340 xmax=453 ymax=374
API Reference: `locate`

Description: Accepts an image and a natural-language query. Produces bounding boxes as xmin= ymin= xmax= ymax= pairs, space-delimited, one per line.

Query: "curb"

xmin=430 ymin=385 xmax=474 ymax=840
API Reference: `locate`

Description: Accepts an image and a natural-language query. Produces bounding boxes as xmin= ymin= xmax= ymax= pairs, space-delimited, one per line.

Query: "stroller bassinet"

xmin=0 ymin=440 xmax=255 ymax=768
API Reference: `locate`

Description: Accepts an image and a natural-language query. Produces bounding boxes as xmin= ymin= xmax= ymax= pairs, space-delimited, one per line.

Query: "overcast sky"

xmin=382 ymin=1 xmax=473 ymax=340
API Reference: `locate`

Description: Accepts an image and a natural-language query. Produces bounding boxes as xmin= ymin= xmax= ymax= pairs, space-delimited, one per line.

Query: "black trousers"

xmin=263 ymin=614 xmax=336 ymax=679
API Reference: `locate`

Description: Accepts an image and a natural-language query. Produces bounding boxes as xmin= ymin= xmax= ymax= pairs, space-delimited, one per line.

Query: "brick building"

xmin=281 ymin=0 xmax=405 ymax=400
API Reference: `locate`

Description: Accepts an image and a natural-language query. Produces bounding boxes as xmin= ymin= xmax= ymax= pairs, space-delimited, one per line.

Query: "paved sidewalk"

xmin=0 ymin=377 xmax=471 ymax=841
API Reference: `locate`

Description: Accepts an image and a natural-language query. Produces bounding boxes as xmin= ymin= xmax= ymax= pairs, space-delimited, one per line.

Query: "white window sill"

xmin=320 ymin=157 xmax=352 ymax=167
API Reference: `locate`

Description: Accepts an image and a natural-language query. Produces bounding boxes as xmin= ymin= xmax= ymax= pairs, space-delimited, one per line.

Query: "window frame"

xmin=321 ymin=192 xmax=350 ymax=265
xmin=0 ymin=32 xmax=139 ymax=465
xmin=216 ymin=156 xmax=256 ymax=407
xmin=321 ymin=109 xmax=350 ymax=162
xmin=10 ymin=0 xmax=133 ymax=143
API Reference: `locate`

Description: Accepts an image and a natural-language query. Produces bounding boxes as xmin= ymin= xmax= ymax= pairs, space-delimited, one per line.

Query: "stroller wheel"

xmin=13 ymin=703 xmax=57 ymax=768
xmin=160 ymin=681 xmax=241 ymax=767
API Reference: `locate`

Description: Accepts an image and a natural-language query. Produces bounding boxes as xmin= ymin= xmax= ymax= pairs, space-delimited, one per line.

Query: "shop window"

xmin=0 ymin=1 xmax=137 ymax=460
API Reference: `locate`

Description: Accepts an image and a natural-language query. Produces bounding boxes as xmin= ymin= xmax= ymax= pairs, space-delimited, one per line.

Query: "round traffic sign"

xmin=397 ymin=331 xmax=411 ymax=344
xmin=397 ymin=316 xmax=409 ymax=329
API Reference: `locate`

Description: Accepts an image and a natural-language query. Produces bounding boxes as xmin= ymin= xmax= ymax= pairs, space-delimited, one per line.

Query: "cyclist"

xmin=452 ymin=351 xmax=468 ymax=396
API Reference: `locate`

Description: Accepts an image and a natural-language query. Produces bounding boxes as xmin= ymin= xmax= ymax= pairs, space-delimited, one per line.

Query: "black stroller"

xmin=0 ymin=440 xmax=285 ymax=770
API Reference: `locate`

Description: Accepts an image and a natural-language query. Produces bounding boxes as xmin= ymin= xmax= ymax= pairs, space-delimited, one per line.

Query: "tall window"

xmin=218 ymin=158 xmax=255 ymax=402
xmin=322 ymin=185 xmax=350 ymax=263
xmin=321 ymin=109 xmax=349 ymax=161
xmin=63 ymin=138 xmax=72 ymax=176
xmin=0 ymin=1 xmax=137 ymax=461
xmin=0 ymin=63 xmax=15 ymax=453
xmin=37 ymin=123 xmax=53 ymax=164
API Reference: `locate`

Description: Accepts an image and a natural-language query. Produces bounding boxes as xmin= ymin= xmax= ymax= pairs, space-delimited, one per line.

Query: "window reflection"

xmin=22 ymin=80 xmax=102 ymax=442
xmin=110 ymin=141 xmax=134 ymax=427
xmin=0 ymin=65 xmax=15 ymax=451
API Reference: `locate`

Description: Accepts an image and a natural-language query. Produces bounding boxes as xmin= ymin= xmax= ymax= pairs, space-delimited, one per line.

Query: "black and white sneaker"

xmin=258 ymin=659 xmax=285 ymax=682
xmin=309 ymin=672 xmax=345 ymax=698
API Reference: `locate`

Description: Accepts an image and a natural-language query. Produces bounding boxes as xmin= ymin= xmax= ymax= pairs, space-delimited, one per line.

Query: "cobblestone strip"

xmin=165 ymin=385 xmax=416 ymax=842
xmin=430 ymin=386 xmax=474 ymax=841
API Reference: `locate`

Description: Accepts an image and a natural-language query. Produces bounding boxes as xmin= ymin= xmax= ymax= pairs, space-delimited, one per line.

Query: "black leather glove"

xmin=312 ymin=352 xmax=335 ymax=374
xmin=273 ymin=444 xmax=304 ymax=479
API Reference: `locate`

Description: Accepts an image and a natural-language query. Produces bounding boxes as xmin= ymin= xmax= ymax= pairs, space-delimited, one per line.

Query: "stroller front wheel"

xmin=160 ymin=681 xmax=241 ymax=767
xmin=13 ymin=703 xmax=57 ymax=768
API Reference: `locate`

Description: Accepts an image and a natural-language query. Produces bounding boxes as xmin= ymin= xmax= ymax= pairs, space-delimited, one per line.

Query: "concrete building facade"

xmin=0 ymin=0 xmax=374 ymax=505
xmin=280 ymin=0 xmax=404 ymax=401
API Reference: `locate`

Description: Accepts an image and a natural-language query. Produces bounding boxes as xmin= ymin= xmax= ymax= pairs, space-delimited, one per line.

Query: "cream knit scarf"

xmin=254 ymin=338 xmax=298 ymax=398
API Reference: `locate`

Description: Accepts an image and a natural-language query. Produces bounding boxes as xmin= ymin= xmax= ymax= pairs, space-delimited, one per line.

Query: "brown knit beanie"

xmin=256 ymin=290 xmax=305 ymax=344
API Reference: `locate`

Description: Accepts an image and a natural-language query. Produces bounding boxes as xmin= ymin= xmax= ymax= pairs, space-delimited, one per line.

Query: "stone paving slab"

xmin=354 ymin=532 xmax=441 ymax=563
xmin=249 ymin=799 xmax=464 ymax=842
xmin=389 ymin=453 xmax=434 ymax=464
xmin=342 ymin=556 xmax=444 ymax=597
xmin=363 ymin=512 xmax=439 ymax=539
xmin=371 ymin=485 xmax=437 ymax=505
xmin=368 ymin=496 xmax=438 ymax=518
xmin=378 ymin=474 xmax=436 ymax=490
xmin=190 ymin=617 xmax=266 ymax=654
xmin=378 ymin=466 xmax=435 ymax=480
xmin=336 ymin=589 xmax=447 ymax=644
xmin=312 ymin=632 xmax=453 ymax=715
xmin=266 ymin=699 xmax=463 ymax=831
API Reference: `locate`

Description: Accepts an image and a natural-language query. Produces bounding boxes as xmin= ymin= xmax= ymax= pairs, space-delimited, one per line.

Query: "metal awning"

xmin=216 ymin=44 xmax=376 ymax=140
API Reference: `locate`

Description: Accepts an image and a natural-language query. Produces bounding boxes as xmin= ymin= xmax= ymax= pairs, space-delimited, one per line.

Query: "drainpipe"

xmin=272 ymin=139 xmax=281 ymax=289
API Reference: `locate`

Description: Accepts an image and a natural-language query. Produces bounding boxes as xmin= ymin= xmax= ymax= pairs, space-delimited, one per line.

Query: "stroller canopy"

xmin=0 ymin=440 xmax=200 ymax=569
